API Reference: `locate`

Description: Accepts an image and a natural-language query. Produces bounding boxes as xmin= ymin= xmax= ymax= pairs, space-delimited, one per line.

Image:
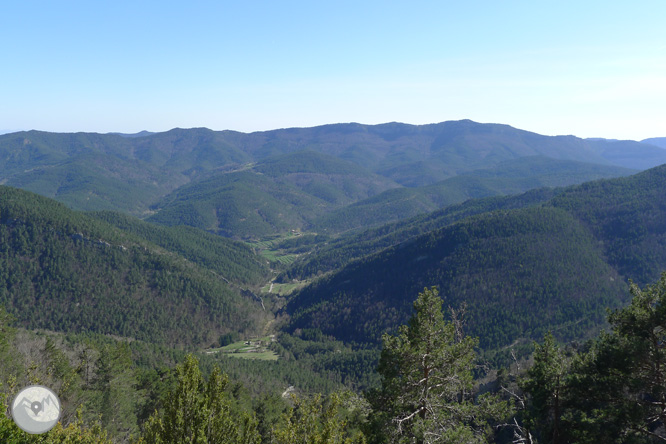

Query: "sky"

xmin=1 ymin=1 xmax=665 ymax=140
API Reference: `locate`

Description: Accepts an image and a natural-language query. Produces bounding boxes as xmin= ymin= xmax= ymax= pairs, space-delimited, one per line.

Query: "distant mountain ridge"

xmin=642 ymin=137 xmax=666 ymax=149
xmin=109 ymin=130 xmax=155 ymax=138
xmin=1 ymin=121 xmax=664 ymax=228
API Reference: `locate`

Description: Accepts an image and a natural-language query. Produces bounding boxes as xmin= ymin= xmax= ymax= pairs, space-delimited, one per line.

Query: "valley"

xmin=1 ymin=121 xmax=666 ymax=442
xmin=3 ymin=121 xmax=665 ymax=356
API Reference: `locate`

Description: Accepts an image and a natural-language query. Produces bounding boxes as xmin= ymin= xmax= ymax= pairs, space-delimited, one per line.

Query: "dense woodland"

xmin=3 ymin=280 xmax=666 ymax=442
xmin=2 ymin=124 xmax=666 ymax=442
xmin=0 ymin=122 xmax=658 ymax=232
xmin=286 ymin=164 xmax=666 ymax=363
xmin=0 ymin=187 xmax=270 ymax=346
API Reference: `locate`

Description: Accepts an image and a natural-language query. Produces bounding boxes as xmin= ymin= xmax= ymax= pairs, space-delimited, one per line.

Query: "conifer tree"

xmin=138 ymin=354 xmax=260 ymax=444
xmin=520 ymin=332 xmax=568 ymax=444
xmin=564 ymin=273 xmax=666 ymax=443
xmin=368 ymin=287 xmax=508 ymax=443
xmin=272 ymin=393 xmax=365 ymax=444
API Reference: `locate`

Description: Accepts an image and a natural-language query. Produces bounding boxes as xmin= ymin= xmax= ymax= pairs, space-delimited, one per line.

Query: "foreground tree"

xmin=520 ymin=332 xmax=569 ymax=444
xmin=272 ymin=393 xmax=365 ymax=444
xmin=137 ymin=354 xmax=260 ymax=444
xmin=368 ymin=287 xmax=509 ymax=443
xmin=564 ymin=274 xmax=666 ymax=443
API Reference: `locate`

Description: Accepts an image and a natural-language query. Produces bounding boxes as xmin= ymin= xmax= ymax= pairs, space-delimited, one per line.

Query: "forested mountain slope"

xmin=549 ymin=165 xmax=666 ymax=286
xmin=89 ymin=211 xmax=270 ymax=286
xmin=0 ymin=186 xmax=269 ymax=346
xmin=147 ymin=151 xmax=398 ymax=238
xmin=0 ymin=128 xmax=249 ymax=216
xmin=288 ymin=207 xmax=626 ymax=352
xmin=1 ymin=121 xmax=662 ymax=221
xmin=149 ymin=153 xmax=635 ymax=239
xmin=313 ymin=156 xmax=635 ymax=232
xmin=286 ymin=164 xmax=666 ymax=354
xmin=282 ymin=187 xmax=561 ymax=281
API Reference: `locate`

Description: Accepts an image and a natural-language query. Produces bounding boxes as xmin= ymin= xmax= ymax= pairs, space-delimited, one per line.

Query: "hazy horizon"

xmin=2 ymin=1 xmax=664 ymax=140
xmin=0 ymin=120 xmax=662 ymax=143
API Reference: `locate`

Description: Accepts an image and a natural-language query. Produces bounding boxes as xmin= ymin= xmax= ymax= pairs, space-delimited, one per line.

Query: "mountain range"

xmin=642 ymin=137 xmax=666 ymax=149
xmin=2 ymin=120 xmax=662 ymax=240
xmin=1 ymin=120 xmax=666 ymax=361
xmin=4 ymin=120 xmax=666 ymax=444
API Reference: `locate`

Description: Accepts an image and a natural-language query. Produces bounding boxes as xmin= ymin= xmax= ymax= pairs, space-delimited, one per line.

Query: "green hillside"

xmin=6 ymin=157 xmax=168 ymax=214
xmin=148 ymin=151 xmax=398 ymax=239
xmin=282 ymin=187 xmax=560 ymax=281
xmin=549 ymin=165 xmax=666 ymax=286
xmin=147 ymin=170 xmax=330 ymax=238
xmin=89 ymin=211 xmax=270 ymax=286
xmin=287 ymin=207 xmax=627 ymax=352
xmin=2 ymin=121 xmax=663 ymax=220
xmin=0 ymin=129 xmax=250 ymax=216
xmin=314 ymin=156 xmax=635 ymax=232
xmin=286 ymin=165 xmax=666 ymax=356
xmin=149 ymin=153 xmax=634 ymax=239
xmin=0 ymin=186 xmax=269 ymax=346
xmin=253 ymin=150 xmax=370 ymax=176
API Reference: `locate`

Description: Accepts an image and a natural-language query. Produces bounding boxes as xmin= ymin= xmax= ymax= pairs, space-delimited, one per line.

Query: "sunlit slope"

xmin=0 ymin=186 xmax=268 ymax=346
xmin=287 ymin=206 xmax=626 ymax=349
xmin=2 ymin=121 xmax=663 ymax=220
xmin=313 ymin=156 xmax=635 ymax=232
xmin=287 ymin=164 xmax=666 ymax=351
xmin=147 ymin=150 xmax=398 ymax=238
xmin=282 ymin=187 xmax=560 ymax=281
xmin=89 ymin=210 xmax=270 ymax=286
xmin=0 ymin=128 xmax=250 ymax=215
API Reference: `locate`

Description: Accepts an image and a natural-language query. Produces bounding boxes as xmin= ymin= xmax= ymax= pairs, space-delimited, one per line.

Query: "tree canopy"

xmin=368 ymin=287 xmax=508 ymax=443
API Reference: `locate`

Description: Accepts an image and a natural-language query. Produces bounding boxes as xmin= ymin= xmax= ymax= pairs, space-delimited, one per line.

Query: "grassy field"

xmin=247 ymin=232 xmax=312 ymax=296
xmin=245 ymin=232 xmax=307 ymax=266
xmin=205 ymin=336 xmax=279 ymax=361
xmin=259 ymin=251 xmax=298 ymax=265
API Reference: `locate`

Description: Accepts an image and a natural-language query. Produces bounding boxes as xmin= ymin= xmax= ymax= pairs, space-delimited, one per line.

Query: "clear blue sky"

xmin=2 ymin=1 xmax=664 ymax=140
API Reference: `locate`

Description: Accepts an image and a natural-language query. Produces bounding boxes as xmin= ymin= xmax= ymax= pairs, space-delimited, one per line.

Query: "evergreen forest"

xmin=1 ymin=123 xmax=666 ymax=442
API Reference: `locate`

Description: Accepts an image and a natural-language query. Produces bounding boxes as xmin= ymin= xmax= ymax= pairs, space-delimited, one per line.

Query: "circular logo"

xmin=11 ymin=385 xmax=61 ymax=434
